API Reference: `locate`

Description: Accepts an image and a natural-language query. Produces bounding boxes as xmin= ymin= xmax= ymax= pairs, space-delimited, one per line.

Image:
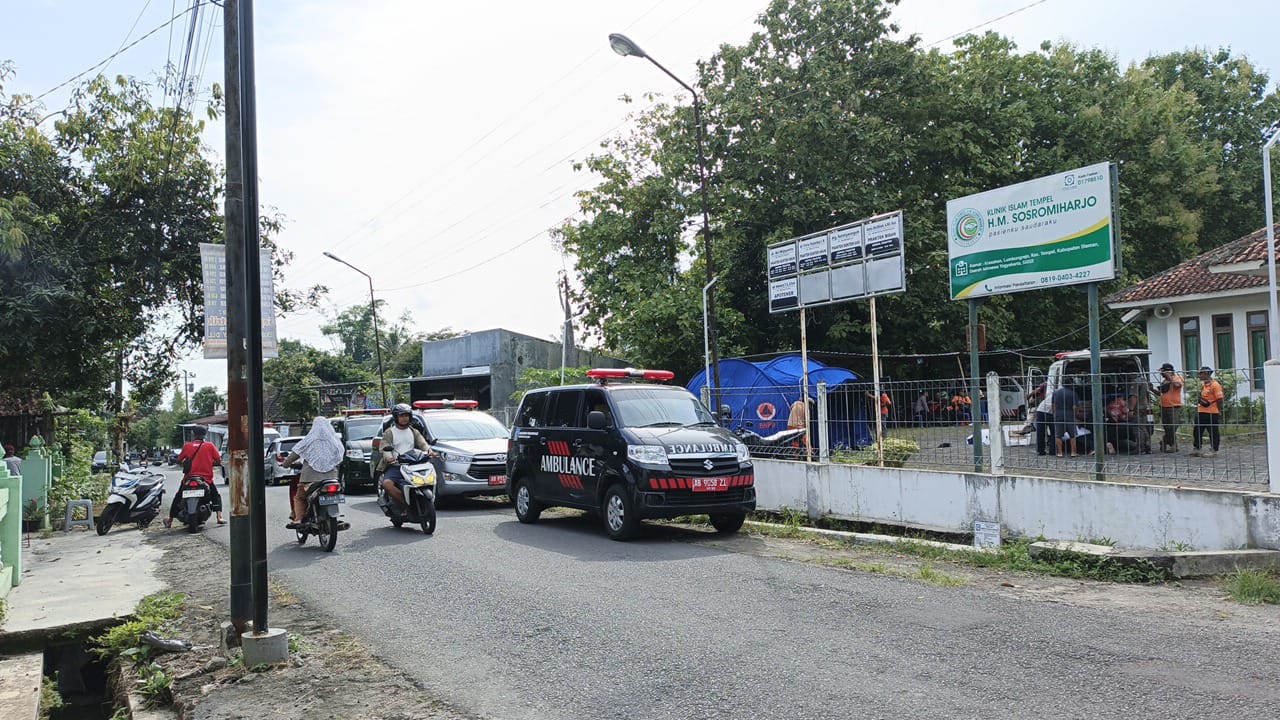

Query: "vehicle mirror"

xmin=586 ymin=410 xmax=608 ymax=430
xmin=719 ymin=404 xmax=732 ymax=419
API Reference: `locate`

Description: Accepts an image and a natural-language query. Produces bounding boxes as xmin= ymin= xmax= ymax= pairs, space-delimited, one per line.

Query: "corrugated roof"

xmin=1106 ymin=223 xmax=1280 ymax=305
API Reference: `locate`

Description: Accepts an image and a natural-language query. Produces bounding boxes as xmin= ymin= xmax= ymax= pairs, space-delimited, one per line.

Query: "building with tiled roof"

xmin=1106 ymin=223 xmax=1280 ymax=397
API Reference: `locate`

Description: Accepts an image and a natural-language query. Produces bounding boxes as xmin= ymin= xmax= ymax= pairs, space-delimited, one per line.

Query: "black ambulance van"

xmin=506 ymin=368 xmax=755 ymax=541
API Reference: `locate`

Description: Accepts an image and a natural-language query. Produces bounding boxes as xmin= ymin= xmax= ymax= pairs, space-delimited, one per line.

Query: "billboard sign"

xmin=199 ymin=243 xmax=279 ymax=359
xmin=767 ymin=210 xmax=904 ymax=313
xmin=946 ymin=162 xmax=1117 ymax=300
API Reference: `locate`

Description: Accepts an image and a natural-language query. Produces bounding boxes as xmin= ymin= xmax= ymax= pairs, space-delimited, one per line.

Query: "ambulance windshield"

xmin=611 ymin=387 xmax=717 ymax=428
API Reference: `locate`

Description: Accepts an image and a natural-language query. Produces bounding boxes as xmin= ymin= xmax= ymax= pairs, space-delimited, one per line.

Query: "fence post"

xmin=0 ymin=461 xmax=21 ymax=590
xmin=816 ymin=381 xmax=829 ymax=463
xmin=20 ymin=436 xmax=52 ymax=530
xmin=1265 ymin=361 xmax=1280 ymax=495
xmin=986 ymin=372 xmax=1003 ymax=476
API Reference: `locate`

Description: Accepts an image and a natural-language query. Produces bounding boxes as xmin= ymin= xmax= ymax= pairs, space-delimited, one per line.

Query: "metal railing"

xmin=713 ymin=369 xmax=1270 ymax=489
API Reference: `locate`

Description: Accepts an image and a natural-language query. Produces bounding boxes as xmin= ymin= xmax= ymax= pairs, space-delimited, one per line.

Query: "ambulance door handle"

xmin=572 ymin=439 xmax=584 ymax=451
xmin=539 ymin=437 xmax=547 ymax=446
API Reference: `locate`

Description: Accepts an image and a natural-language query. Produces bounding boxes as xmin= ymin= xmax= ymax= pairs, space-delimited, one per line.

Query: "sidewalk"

xmin=0 ymin=525 xmax=166 ymax=647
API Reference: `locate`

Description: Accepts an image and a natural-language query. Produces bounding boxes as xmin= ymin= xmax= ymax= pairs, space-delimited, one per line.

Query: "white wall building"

xmin=1107 ymin=223 xmax=1280 ymax=398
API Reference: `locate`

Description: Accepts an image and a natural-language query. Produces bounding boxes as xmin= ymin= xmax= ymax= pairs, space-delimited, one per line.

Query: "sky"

xmin=4 ymin=0 xmax=1280 ymax=398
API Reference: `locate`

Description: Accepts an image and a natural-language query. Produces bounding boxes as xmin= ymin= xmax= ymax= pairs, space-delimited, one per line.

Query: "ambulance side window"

xmin=585 ymin=389 xmax=611 ymax=425
xmin=545 ymin=390 xmax=585 ymax=428
xmin=518 ymin=393 xmax=547 ymax=428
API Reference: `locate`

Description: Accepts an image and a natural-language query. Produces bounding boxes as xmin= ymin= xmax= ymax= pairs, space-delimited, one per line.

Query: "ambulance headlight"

xmin=627 ymin=445 xmax=668 ymax=466
xmin=735 ymin=442 xmax=751 ymax=463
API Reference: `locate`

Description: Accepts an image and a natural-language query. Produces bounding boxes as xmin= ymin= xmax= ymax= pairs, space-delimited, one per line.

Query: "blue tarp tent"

xmin=687 ymin=355 xmax=874 ymax=449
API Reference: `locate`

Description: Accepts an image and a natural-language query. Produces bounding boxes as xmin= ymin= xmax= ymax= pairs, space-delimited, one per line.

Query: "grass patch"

xmin=136 ymin=662 xmax=172 ymax=706
xmin=1223 ymin=569 xmax=1280 ymax=605
xmin=268 ymin=578 xmax=301 ymax=607
xmin=917 ymin=564 xmax=967 ymax=587
xmin=831 ymin=438 xmax=921 ymax=468
xmin=92 ymin=592 xmax=186 ymax=660
xmin=39 ymin=674 xmax=63 ymax=720
xmin=288 ymin=632 xmax=308 ymax=655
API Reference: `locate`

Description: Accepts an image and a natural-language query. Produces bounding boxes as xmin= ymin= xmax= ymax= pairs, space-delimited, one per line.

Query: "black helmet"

xmin=391 ymin=403 xmax=412 ymax=417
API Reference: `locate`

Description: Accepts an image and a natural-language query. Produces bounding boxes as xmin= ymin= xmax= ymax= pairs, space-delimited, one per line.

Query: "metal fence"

xmin=715 ymin=368 xmax=1270 ymax=490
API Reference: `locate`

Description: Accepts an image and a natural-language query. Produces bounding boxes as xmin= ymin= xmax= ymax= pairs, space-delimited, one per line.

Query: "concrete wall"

xmin=754 ymin=459 xmax=1280 ymax=551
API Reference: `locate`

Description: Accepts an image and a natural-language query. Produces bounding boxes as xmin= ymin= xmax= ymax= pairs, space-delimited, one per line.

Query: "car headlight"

xmin=346 ymin=449 xmax=364 ymax=460
xmin=627 ymin=445 xmax=668 ymax=465
xmin=735 ymin=442 xmax=751 ymax=463
xmin=442 ymin=452 xmax=472 ymax=465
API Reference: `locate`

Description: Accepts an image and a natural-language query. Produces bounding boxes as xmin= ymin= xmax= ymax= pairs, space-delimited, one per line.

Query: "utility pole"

xmin=224 ymin=0 xmax=286 ymax=664
xmin=182 ymin=370 xmax=192 ymax=414
xmin=222 ymin=0 xmax=252 ymax=638
xmin=559 ymin=273 xmax=576 ymax=382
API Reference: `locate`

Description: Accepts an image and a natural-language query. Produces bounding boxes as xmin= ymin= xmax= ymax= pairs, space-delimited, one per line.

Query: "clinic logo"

xmin=952 ymin=208 xmax=984 ymax=247
xmin=1063 ymin=173 xmax=1077 ymax=188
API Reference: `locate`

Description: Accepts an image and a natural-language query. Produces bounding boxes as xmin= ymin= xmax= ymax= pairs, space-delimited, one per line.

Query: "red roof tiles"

xmin=1106 ymin=223 xmax=1280 ymax=305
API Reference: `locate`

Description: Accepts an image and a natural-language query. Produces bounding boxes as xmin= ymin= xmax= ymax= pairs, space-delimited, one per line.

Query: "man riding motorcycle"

xmin=378 ymin=403 xmax=434 ymax=505
xmin=165 ymin=425 xmax=225 ymax=527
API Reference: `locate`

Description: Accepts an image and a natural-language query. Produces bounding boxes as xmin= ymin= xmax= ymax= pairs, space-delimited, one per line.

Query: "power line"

xmin=16 ymin=1 xmax=212 ymax=109
xmin=922 ymin=0 xmax=1053 ymax=49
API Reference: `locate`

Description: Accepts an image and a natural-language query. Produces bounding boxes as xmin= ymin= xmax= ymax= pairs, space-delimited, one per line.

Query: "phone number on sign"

xmin=1040 ymin=270 xmax=1092 ymax=284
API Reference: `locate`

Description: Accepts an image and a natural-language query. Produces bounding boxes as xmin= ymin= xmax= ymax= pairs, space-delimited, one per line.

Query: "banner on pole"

xmin=199 ymin=243 xmax=279 ymax=359
xmin=946 ymin=162 xmax=1117 ymax=300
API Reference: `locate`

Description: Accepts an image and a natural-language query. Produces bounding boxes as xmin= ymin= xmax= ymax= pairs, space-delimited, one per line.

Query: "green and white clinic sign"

xmin=946 ymin=162 xmax=1117 ymax=300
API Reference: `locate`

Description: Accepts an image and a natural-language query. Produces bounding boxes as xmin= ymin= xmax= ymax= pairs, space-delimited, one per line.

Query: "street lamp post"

xmin=323 ymin=252 xmax=389 ymax=408
xmin=1263 ymin=121 xmax=1280 ymax=363
xmin=609 ymin=33 xmax=721 ymax=408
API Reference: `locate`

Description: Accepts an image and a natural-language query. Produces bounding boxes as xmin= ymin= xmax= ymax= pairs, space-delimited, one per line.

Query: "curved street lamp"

xmin=323 ymin=252 xmax=389 ymax=408
xmin=608 ymin=33 xmax=721 ymax=409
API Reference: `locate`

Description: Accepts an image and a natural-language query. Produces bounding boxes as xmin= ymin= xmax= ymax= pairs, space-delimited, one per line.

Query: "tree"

xmin=556 ymin=0 xmax=1264 ymax=380
xmin=190 ymin=386 xmax=225 ymax=417
xmin=263 ymin=339 xmax=374 ymax=421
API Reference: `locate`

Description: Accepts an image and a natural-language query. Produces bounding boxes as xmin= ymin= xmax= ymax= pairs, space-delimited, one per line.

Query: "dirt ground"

xmin=135 ymin=528 xmax=479 ymax=720
xmin=126 ymin=520 xmax=1277 ymax=720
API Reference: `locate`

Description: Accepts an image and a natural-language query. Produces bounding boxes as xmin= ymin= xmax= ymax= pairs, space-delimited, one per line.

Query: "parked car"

xmin=92 ymin=450 xmax=111 ymax=474
xmin=265 ymin=435 xmax=305 ymax=486
xmin=332 ymin=412 xmax=388 ymax=491
xmin=214 ymin=426 xmax=282 ymax=483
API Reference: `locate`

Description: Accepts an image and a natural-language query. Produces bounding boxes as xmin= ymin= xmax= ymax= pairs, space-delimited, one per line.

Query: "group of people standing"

xmin=1032 ymin=363 xmax=1225 ymax=459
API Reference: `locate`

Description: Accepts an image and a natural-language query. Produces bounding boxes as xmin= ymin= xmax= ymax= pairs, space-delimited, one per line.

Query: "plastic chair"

xmin=64 ymin=499 xmax=94 ymax=531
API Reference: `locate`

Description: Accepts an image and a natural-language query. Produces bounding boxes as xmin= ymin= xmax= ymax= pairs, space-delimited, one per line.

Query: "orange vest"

xmin=1159 ymin=374 xmax=1183 ymax=408
xmin=1199 ymin=380 xmax=1224 ymax=414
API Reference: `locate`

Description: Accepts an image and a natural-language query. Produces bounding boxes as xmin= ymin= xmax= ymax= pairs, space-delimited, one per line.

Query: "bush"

xmin=831 ymin=437 xmax=920 ymax=468
xmin=48 ymin=439 xmax=109 ymax=520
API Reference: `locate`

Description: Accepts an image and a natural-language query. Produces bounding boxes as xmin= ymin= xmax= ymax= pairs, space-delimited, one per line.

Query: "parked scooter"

xmin=293 ymin=467 xmax=349 ymax=552
xmin=97 ymin=465 xmax=166 ymax=535
xmin=176 ymin=475 xmax=214 ymax=533
xmin=377 ymin=449 xmax=438 ymax=534
xmin=733 ymin=425 xmax=807 ymax=459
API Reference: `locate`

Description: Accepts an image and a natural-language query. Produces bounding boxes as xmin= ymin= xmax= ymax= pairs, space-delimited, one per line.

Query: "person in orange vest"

xmin=1156 ymin=362 xmax=1184 ymax=453
xmin=1189 ymin=366 xmax=1224 ymax=458
xmin=866 ymin=389 xmax=891 ymax=438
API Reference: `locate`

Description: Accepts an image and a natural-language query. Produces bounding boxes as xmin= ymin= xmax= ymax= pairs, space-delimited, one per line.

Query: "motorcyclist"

xmin=378 ymin=403 xmax=434 ymax=506
xmin=165 ymin=425 xmax=224 ymax=527
xmin=284 ymin=416 xmax=344 ymax=530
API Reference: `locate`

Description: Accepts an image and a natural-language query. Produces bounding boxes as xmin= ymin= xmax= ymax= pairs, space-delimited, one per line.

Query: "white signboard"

xmin=766 ymin=210 xmax=905 ymax=313
xmin=946 ymin=162 xmax=1116 ymax=300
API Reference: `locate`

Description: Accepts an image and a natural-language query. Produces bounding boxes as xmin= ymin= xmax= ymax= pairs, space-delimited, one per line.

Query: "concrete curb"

xmin=0 ymin=652 xmax=42 ymax=720
xmin=1029 ymin=540 xmax=1280 ymax=578
xmin=744 ymin=520 xmax=999 ymax=554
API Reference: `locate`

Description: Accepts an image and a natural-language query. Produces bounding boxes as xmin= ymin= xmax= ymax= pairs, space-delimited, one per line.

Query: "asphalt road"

xmin=155 ymin=467 xmax=1280 ymax=719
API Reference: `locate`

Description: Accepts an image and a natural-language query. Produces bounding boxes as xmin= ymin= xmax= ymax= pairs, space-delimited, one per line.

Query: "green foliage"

xmin=831 ymin=438 xmax=920 ymax=467
xmin=510 ymin=366 xmax=594 ymax=402
xmin=92 ymin=592 xmax=186 ymax=660
xmin=554 ymin=0 xmax=1279 ymax=378
xmin=22 ymin=496 xmax=42 ymax=521
xmin=136 ymin=662 xmax=172 ymax=706
xmin=48 ymin=438 xmax=108 ymax=519
xmin=39 ymin=674 xmax=63 ymax=720
xmin=189 ymin=386 xmax=225 ymax=417
xmin=54 ymin=408 xmax=109 ymax=455
xmin=1224 ymin=569 xmax=1280 ymax=605
xmin=264 ymin=338 xmax=376 ymax=420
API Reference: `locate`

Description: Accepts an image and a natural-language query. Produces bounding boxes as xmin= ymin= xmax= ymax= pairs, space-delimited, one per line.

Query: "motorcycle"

xmin=97 ymin=466 xmax=166 ymax=535
xmin=733 ymin=425 xmax=807 ymax=459
xmin=294 ymin=469 xmax=349 ymax=552
xmin=176 ymin=475 xmax=214 ymax=533
xmin=377 ymin=449 xmax=439 ymax=534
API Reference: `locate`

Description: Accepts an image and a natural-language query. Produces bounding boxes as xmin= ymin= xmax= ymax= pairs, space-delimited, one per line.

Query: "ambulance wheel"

xmin=709 ymin=513 xmax=746 ymax=534
xmin=513 ymin=479 xmax=541 ymax=524
xmin=602 ymin=483 xmax=638 ymax=541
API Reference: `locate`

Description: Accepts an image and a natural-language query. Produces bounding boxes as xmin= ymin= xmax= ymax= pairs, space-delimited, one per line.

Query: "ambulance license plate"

xmin=691 ymin=477 xmax=728 ymax=492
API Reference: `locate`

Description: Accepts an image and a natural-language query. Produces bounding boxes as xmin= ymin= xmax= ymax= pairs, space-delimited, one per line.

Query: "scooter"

xmin=734 ymin=425 xmax=807 ymax=459
xmin=377 ymin=449 xmax=438 ymax=534
xmin=96 ymin=466 xmax=166 ymax=535
xmin=176 ymin=475 xmax=214 ymax=533
xmin=294 ymin=470 xmax=349 ymax=552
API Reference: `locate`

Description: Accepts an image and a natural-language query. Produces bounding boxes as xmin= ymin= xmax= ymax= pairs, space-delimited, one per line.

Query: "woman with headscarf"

xmin=284 ymin=417 xmax=345 ymax=529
